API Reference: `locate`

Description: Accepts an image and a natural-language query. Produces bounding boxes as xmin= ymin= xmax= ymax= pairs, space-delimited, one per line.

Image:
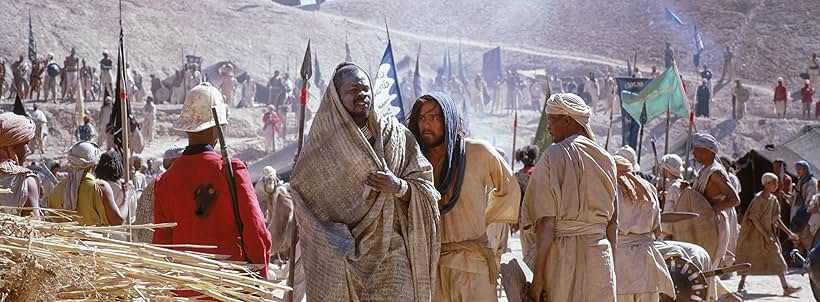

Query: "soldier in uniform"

xmin=217 ymin=63 xmax=237 ymax=107
xmin=80 ymin=59 xmax=95 ymax=101
xmin=9 ymin=55 xmax=29 ymax=99
xmin=99 ymin=50 xmax=114 ymax=97
xmin=63 ymin=48 xmax=80 ymax=100
xmin=29 ymin=54 xmax=49 ymax=101
xmin=44 ymin=56 xmax=60 ymax=102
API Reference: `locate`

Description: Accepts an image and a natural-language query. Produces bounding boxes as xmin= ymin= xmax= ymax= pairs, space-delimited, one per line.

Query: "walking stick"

xmin=285 ymin=40 xmax=311 ymax=302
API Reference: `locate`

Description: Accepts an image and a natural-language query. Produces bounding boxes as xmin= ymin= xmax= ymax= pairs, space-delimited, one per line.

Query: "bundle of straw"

xmin=0 ymin=211 xmax=290 ymax=301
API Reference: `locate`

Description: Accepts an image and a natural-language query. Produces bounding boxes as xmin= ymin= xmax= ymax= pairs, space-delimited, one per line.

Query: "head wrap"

xmin=693 ymin=133 xmax=719 ymax=154
xmin=62 ymin=142 xmax=102 ymax=211
xmin=614 ymin=155 xmax=652 ymax=203
xmin=795 ymin=160 xmax=811 ymax=171
xmin=408 ymin=91 xmax=466 ymax=214
xmin=162 ymin=146 xmax=185 ymax=169
xmin=761 ymin=172 xmax=778 ymax=185
xmin=616 ymin=145 xmax=640 ymax=172
xmin=661 ymin=154 xmax=683 ymax=179
xmin=546 ymin=93 xmax=595 ymax=140
xmin=0 ymin=112 xmax=35 ymax=174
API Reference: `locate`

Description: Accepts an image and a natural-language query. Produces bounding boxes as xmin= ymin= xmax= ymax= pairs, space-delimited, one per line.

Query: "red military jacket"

xmin=153 ymin=144 xmax=272 ymax=279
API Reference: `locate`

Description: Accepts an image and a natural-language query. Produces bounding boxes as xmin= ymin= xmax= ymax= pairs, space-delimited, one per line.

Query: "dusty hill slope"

xmin=324 ymin=0 xmax=819 ymax=85
xmin=1 ymin=0 xmax=818 ymax=167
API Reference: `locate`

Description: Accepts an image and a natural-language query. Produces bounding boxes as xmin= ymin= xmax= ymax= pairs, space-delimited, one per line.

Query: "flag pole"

xmin=636 ymin=100 xmax=648 ymax=165
xmin=605 ymin=85 xmax=615 ymax=151
xmin=286 ymin=39 xmax=312 ymax=302
xmin=117 ymin=0 xmax=132 ymax=242
xmin=511 ymin=97 xmax=518 ymax=169
xmin=664 ymin=95 xmax=671 ymax=155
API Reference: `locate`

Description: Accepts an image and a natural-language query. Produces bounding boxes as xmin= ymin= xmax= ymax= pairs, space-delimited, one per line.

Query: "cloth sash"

xmin=440 ymin=234 xmax=498 ymax=284
xmin=555 ymin=221 xmax=607 ymax=238
xmin=617 ymin=233 xmax=656 ymax=247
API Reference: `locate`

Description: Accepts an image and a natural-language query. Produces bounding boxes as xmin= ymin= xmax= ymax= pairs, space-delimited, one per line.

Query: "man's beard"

xmin=421 ymin=135 xmax=445 ymax=149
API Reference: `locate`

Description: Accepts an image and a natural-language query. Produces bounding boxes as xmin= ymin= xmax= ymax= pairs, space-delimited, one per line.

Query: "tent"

xmin=735 ymin=125 xmax=820 ymax=215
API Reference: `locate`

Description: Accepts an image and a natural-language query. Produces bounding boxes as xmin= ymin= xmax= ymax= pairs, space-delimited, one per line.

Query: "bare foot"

xmin=783 ymin=286 xmax=801 ymax=296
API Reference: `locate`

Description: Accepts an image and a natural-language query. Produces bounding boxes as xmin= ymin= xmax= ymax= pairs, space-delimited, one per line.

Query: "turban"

xmin=613 ymin=155 xmax=652 ymax=203
xmin=546 ymin=93 xmax=595 ymax=140
xmin=795 ymin=160 xmax=811 ymax=171
xmin=693 ymin=133 xmax=719 ymax=154
xmin=661 ymin=154 xmax=684 ymax=178
xmin=614 ymin=155 xmax=634 ymax=173
xmin=0 ymin=112 xmax=35 ymax=148
xmin=616 ymin=145 xmax=640 ymax=172
xmin=62 ymin=142 xmax=102 ymax=211
xmin=162 ymin=146 xmax=185 ymax=169
xmin=0 ymin=112 xmax=35 ymax=174
xmin=761 ymin=172 xmax=778 ymax=185
xmin=262 ymin=166 xmax=277 ymax=178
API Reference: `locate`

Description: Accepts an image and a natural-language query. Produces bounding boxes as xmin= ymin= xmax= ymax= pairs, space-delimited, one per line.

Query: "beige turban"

xmin=62 ymin=142 xmax=102 ymax=211
xmin=546 ymin=93 xmax=595 ymax=140
xmin=661 ymin=154 xmax=683 ymax=179
xmin=616 ymin=145 xmax=640 ymax=172
xmin=614 ymin=155 xmax=651 ymax=203
xmin=761 ymin=172 xmax=778 ymax=185
xmin=693 ymin=133 xmax=719 ymax=154
xmin=0 ymin=112 xmax=35 ymax=174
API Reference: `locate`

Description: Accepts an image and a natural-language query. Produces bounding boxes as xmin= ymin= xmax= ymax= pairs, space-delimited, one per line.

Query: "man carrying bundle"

xmin=290 ymin=63 xmax=440 ymax=301
xmin=406 ymin=91 xmax=520 ymax=301
xmin=152 ymin=83 xmax=272 ymax=278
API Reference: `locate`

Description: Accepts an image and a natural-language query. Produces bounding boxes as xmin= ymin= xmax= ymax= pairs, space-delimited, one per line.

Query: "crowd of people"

xmin=1 ymin=40 xmax=819 ymax=301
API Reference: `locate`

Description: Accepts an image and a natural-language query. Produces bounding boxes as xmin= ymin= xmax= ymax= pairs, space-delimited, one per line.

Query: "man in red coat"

xmin=774 ymin=77 xmax=788 ymax=118
xmin=153 ymin=83 xmax=272 ymax=280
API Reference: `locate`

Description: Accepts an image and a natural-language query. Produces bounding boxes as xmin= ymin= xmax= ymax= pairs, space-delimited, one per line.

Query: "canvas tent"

xmin=735 ymin=125 xmax=820 ymax=215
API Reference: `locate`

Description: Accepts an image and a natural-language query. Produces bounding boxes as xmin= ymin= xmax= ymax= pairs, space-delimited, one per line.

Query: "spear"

xmin=510 ymin=96 xmax=518 ymax=169
xmin=605 ymin=85 xmax=615 ymax=151
xmin=683 ymin=111 xmax=695 ymax=180
xmin=636 ymin=100 xmax=648 ymax=165
xmin=116 ymin=0 xmax=132 ymax=241
xmin=285 ymin=39 xmax=312 ymax=302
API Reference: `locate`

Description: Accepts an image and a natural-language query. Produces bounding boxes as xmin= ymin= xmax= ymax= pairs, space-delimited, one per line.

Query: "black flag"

xmin=12 ymin=94 xmax=28 ymax=117
xmin=28 ymin=13 xmax=36 ymax=64
xmin=107 ymin=20 xmax=133 ymax=151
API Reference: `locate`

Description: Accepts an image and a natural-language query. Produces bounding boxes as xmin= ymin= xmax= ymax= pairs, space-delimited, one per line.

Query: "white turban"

xmin=761 ymin=172 xmax=778 ymax=185
xmin=546 ymin=93 xmax=595 ymax=140
xmin=616 ymin=145 xmax=640 ymax=172
xmin=693 ymin=133 xmax=719 ymax=154
xmin=661 ymin=154 xmax=683 ymax=178
xmin=62 ymin=142 xmax=102 ymax=211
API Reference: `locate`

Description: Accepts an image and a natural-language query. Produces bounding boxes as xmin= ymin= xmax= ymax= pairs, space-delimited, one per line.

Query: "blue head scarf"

xmin=407 ymin=92 xmax=466 ymax=214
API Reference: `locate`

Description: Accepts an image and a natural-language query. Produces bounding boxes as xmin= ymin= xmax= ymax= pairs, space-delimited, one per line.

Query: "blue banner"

xmin=615 ymin=77 xmax=652 ymax=149
xmin=373 ymin=42 xmax=405 ymax=121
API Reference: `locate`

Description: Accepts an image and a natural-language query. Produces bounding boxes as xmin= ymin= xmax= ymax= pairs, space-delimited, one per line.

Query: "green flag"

xmin=533 ymin=78 xmax=553 ymax=150
xmin=620 ymin=65 xmax=689 ymax=124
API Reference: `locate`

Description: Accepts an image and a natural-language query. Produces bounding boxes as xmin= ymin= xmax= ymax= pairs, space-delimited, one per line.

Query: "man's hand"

xmin=367 ymin=170 xmax=404 ymax=194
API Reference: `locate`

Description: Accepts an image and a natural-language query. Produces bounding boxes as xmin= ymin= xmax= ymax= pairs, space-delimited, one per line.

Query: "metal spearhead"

xmin=300 ymin=40 xmax=312 ymax=82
